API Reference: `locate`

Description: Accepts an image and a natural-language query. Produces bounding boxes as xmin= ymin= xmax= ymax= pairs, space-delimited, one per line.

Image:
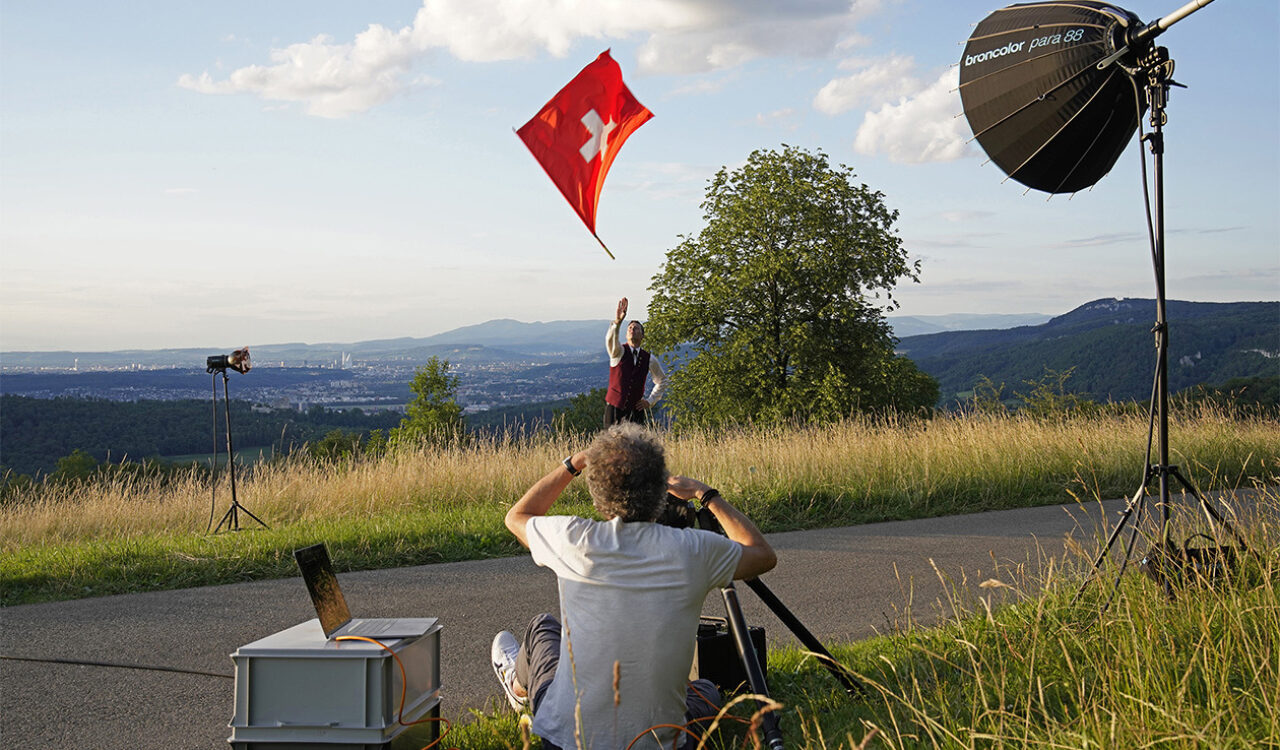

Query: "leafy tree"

xmin=552 ymin=387 xmax=609 ymax=435
xmin=1178 ymin=375 xmax=1280 ymax=414
xmin=306 ymin=429 xmax=365 ymax=462
xmin=968 ymin=375 xmax=1010 ymax=415
xmin=364 ymin=429 xmax=388 ymax=457
xmin=52 ymin=449 xmax=100 ymax=481
xmin=391 ymin=357 xmax=465 ymax=444
xmin=1014 ymin=367 xmax=1099 ymax=418
xmin=646 ymin=145 xmax=938 ymax=426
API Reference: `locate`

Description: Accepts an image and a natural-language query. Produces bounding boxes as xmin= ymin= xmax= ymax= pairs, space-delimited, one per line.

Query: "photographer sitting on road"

xmin=491 ymin=422 xmax=777 ymax=750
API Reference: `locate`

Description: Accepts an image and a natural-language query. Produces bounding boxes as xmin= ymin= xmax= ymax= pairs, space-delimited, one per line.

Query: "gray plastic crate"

xmin=228 ymin=619 xmax=440 ymax=748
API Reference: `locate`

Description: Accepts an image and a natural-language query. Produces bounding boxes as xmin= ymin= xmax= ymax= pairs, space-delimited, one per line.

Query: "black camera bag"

xmin=690 ymin=617 xmax=766 ymax=694
xmin=1137 ymin=533 xmax=1238 ymax=597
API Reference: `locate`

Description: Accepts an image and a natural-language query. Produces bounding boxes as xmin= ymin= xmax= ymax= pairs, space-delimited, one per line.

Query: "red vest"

xmin=606 ymin=345 xmax=650 ymax=409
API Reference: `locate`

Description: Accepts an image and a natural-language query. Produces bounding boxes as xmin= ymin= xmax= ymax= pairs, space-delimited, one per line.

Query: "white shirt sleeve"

xmin=606 ymin=321 xmax=623 ymax=367
xmin=646 ymin=355 xmax=665 ymax=405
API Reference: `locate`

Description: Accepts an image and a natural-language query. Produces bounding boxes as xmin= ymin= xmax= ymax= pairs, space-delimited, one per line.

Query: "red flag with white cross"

xmin=517 ymin=50 xmax=652 ymax=259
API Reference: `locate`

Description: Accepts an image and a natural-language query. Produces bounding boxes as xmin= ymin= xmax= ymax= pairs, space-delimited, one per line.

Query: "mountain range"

xmin=2 ymin=299 xmax=1274 ymax=409
xmin=896 ymin=298 xmax=1278 ymax=404
xmin=0 ymin=313 xmax=1049 ymax=370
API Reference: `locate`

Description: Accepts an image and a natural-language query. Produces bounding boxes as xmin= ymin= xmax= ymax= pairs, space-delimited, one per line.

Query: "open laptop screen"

xmin=293 ymin=543 xmax=353 ymax=638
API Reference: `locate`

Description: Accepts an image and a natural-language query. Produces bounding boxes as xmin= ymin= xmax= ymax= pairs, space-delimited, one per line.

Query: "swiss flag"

xmin=517 ymin=50 xmax=652 ymax=255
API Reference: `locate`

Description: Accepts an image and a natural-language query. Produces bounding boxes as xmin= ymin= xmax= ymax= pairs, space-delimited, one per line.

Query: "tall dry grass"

xmin=0 ymin=431 xmax=588 ymax=552
xmin=763 ymin=483 xmax=1280 ymax=749
xmin=3 ymin=404 xmax=1276 ymax=554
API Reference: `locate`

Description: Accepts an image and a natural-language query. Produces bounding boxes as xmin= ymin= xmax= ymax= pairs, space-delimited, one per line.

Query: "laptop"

xmin=293 ymin=543 xmax=436 ymax=640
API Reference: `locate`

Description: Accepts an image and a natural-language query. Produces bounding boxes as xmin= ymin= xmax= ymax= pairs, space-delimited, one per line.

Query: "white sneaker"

xmin=491 ymin=631 xmax=527 ymax=711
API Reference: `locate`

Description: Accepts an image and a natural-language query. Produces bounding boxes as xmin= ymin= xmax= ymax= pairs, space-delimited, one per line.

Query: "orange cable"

xmin=334 ymin=635 xmax=456 ymax=750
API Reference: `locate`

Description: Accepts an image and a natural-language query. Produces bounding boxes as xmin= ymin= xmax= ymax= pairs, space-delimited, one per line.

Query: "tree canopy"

xmin=391 ymin=356 xmax=465 ymax=444
xmin=646 ymin=145 xmax=937 ymax=426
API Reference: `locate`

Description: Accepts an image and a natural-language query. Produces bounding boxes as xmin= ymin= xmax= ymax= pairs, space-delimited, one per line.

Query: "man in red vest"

xmin=604 ymin=297 xmax=665 ymax=427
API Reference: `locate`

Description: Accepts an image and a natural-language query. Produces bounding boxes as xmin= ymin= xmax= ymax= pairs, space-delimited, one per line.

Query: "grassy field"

xmin=2 ymin=405 xmax=1276 ymax=606
xmin=3 ymin=405 xmax=1277 ymax=747
xmin=427 ymin=484 xmax=1280 ymax=749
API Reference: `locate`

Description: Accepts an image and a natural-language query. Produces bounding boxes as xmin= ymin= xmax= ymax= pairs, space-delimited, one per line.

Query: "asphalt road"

xmin=0 ymin=491 xmax=1254 ymax=749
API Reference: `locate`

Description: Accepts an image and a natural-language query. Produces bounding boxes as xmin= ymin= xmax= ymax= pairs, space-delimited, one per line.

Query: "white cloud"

xmin=813 ymin=55 xmax=918 ymax=114
xmin=755 ymin=107 xmax=799 ymax=130
xmin=1050 ymin=232 xmax=1143 ymax=248
xmin=410 ymin=0 xmax=704 ymax=63
xmin=178 ymin=23 xmax=421 ymax=118
xmin=668 ymin=76 xmax=731 ymax=97
xmin=852 ymin=67 xmax=972 ymax=164
xmin=633 ymin=1 xmax=875 ymax=75
xmin=179 ymin=0 xmax=883 ymax=117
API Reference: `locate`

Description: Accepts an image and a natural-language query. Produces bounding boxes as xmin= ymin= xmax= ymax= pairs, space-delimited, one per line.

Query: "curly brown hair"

xmin=584 ymin=422 xmax=667 ymax=522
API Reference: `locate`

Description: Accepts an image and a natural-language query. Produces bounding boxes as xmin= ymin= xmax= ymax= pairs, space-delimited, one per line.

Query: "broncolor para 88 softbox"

xmin=959 ymin=1 xmax=1147 ymax=194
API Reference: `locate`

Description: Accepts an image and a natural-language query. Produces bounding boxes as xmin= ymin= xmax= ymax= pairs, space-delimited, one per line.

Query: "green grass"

xmin=447 ymin=485 xmax=1280 ymax=749
xmin=0 ymin=501 xmax=601 ymax=605
xmin=3 ymin=408 xmax=1278 ymax=748
xmin=2 ymin=407 xmax=1276 ymax=606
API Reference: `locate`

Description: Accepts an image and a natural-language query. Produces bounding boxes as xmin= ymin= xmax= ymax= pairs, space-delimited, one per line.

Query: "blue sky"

xmin=2 ymin=0 xmax=1276 ymax=352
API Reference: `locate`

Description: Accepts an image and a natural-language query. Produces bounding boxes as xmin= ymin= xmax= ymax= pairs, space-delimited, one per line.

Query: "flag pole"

xmin=593 ymin=233 xmax=616 ymax=260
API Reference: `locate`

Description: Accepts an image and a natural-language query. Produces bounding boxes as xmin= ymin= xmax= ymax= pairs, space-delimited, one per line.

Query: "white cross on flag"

xmin=517 ymin=50 xmax=652 ymax=258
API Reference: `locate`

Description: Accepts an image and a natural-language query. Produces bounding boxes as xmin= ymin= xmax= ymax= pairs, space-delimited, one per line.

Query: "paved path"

xmin=0 ymin=491 xmax=1254 ymax=749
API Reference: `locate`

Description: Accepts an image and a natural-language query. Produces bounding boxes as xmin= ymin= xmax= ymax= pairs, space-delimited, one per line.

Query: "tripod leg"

xmin=743 ymin=578 xmax=865 ymax=697
xmin=214 ymin=500 xmax=238 ymax=533
xmin=1169 ymin=467 xmax=1249 ymax=552
xmin=236 ymin=503 xmax=270 ymax=530
xmin=720 ymin=584 xmax=784 ymax=750
xmin=1072 ymin=484 xmax=1148 ymax=603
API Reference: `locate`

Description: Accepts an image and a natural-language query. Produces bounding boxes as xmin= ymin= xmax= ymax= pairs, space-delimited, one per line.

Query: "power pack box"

xmin=228 ymin=619 xmax=441 ymax=749
xmin=691 ymin=618 xmax=766 ymax=694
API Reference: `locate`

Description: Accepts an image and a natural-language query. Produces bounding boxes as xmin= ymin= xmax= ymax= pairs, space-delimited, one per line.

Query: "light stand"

xmin=958 ymin=0 xmax=1247 ymax=605
xmin=207 ymin=351 xmax=268 ymax=533
xmin=1074 ymin=43 xmax=1247 ymax=605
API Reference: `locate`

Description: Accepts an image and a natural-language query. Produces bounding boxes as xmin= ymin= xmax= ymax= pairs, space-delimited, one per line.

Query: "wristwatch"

xmin=562 ymin=456 xmax=580 ymax=476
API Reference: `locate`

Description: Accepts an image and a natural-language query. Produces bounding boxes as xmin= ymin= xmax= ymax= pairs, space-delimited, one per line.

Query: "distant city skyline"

xmin=3 ymin=1 xmax=1276 ymax=352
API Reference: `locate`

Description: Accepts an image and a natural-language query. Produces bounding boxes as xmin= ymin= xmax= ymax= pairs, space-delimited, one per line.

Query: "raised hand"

xmin=615 ymin=297 xmax=628 ymax=323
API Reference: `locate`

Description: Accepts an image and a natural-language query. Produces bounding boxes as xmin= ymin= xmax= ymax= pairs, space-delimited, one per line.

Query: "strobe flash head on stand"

xmin=207 ymin=347 xmax=251 ymax=374
xmin=958 ymin=1 xmax=1147 ymax=194
xmin=205 ymin=345 xmax=266 ymax=533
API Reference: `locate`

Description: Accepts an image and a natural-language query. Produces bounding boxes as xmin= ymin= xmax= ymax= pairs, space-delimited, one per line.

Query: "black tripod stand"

xmin=207 ymin=362 xmax=268 ymax=533
xmin=683 ymin=502 xmax=864 ymax=750
xmin=1075 ymin=45 xmax=1247 ymax=606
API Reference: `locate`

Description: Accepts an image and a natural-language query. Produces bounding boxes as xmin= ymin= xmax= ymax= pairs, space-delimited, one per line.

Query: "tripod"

xmin=208 ymin=365 xmax=268 ymax=533
xmin=691 ymin=505 xmax=864 ymax=750
xmin=1075 ymin=45 xmax=1246 ymax=606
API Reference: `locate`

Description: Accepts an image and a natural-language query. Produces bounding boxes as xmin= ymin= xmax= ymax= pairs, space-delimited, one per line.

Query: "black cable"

xmin=0 ymin=653 xmax=232 ymax=680
xmin=207 ymin=370 xmax=219 ymax=533
xmin=1088 ymin=69 xmax=1166 ymax=613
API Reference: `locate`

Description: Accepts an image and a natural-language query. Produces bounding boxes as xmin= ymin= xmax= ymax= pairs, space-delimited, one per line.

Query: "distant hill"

xmin=0 ymin=320 xmax=612 ymax=370
xmin=887 ymin=312 xmax=1051 ymax=338
xmin=896 ymin=298 xmax=1279 ymax=405
xmin=2 ymin=313 xmax=1051 ymax=371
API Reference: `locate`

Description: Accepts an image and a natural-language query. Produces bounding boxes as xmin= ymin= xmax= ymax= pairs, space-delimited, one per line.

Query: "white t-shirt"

xmin=526 ymin=515 xmax=742 ymax=750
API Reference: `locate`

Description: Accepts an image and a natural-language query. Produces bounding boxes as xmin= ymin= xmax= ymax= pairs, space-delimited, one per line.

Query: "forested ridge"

xmin=899 ymin=300 xmax=1278 ymax=404
xmin=0 ymin=396 xmax=401 ymax=477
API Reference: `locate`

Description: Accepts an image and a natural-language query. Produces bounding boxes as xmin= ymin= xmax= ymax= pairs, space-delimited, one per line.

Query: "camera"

xmin=656 ymin=493 xmax=696 ymax=528
xmin=654 ymin=493 xmax=720 ymax=533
